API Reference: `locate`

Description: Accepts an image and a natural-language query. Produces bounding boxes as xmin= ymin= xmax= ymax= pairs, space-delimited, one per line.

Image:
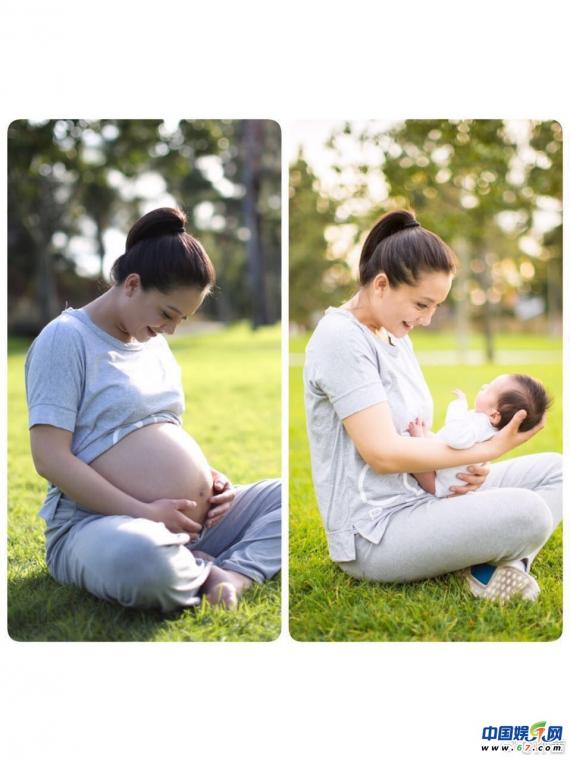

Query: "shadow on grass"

xmin=7 ymin=571 xmax=190 ymax=642
xmin=8 ymin=569 xmax=283 ymax=642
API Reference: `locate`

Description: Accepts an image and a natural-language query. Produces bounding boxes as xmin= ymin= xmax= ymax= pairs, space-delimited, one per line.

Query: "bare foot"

xmin=201 ymin=566 xmax=253 ymax=609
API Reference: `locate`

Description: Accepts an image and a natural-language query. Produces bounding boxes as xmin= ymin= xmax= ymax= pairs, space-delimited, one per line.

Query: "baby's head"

xmin=474 ymin=374 xmax=551 ymax=432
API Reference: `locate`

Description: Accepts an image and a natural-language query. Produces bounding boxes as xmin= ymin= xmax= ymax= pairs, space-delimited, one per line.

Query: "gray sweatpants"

xmin=44 ymin=479 xmax=281 ymax=612
xmin=339 ymin=453 xmax=562 ymax=583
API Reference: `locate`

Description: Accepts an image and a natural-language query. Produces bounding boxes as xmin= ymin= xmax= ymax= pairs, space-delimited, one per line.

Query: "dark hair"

xmin=496 ymin=374 xmax=552 ymax=432
xmin=110 ymin=207 xmax=216 ymax=292
xmin=359 ymin=209 xmax=457 ymax=286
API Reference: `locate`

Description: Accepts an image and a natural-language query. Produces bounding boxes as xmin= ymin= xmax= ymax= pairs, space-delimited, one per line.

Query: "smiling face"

xmin=117 ymin=273 xmax=208 ymax=342
xmin=367 ymin=270 xmax=453 ymax=337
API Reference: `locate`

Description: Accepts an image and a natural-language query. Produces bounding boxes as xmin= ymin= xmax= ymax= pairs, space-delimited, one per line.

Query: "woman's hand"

xmin=492 ymin=410 xmax=546 ymax=458
xmin=205 ymin=468 xmax=237 ymax=529
xmin=449 ymin=462 xmax=490 ymax=496
xmin=145 ymin=498 xmax=203 ymax=539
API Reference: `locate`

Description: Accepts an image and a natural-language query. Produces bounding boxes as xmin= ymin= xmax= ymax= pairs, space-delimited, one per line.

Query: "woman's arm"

xmin=30 ymin=425 xmax=203 ymax=536
xmin=343 ymin=401 xmax=540 ymax=475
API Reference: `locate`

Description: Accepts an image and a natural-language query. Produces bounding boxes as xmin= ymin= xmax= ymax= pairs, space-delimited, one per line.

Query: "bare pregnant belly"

xmin=90 ymin=424 xmax=213 ymax=524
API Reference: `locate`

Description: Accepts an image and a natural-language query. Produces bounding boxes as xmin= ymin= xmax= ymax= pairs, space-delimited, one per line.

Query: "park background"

xmin=289 ymin=119 xmax=563 ymax=641
xmin=7 ymin=119 xmax=281 ymax=641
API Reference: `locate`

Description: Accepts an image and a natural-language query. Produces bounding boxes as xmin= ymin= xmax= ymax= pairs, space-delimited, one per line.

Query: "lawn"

xmin=289 ymin=330 xmax=563 ymax=642
xmin=7 ymin=323 xmax=281 ymax=642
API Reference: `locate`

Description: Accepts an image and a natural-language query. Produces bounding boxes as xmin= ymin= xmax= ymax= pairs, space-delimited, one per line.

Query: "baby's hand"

xmin=453 ymin=389 xmax=467 ymax=401
xmin=407 ymin=417 xmax=425 ymax=438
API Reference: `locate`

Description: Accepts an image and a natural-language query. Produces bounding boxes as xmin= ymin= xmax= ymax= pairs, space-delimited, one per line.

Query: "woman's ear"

xmin=372 ymin=272 xmax=389 ymax=295
xmin=124 ymin=273 xmax=141 ymax=296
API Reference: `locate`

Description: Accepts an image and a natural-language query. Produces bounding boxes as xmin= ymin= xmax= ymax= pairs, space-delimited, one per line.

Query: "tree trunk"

xmin=214 ymin=234 xmax=234 ymax=323
xmin=25 ymin=212 xmax=58 ymax=328
xmin=95 ymin=219 xmax=106 ymax=281
xmin=242 ymin=120 xmax=269 ymax=328
xmin=453 ymin=238 xmax=470 ymax=363
xmin=546 ymin=254 xmax=561 ymax=336
xmin=478 ymin=244 xmax=495 ymax=364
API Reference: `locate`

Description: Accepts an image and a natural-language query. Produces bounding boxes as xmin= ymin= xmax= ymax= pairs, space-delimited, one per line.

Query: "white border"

xmin=2 ymin=1 xmax=569 ymax=759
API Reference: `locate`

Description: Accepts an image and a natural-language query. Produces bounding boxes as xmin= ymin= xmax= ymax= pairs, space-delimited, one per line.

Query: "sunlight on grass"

xmin=289 ymin=331 xmax=562 ymax=642
xmin=8 ymin=323 xmax=281 ymax=642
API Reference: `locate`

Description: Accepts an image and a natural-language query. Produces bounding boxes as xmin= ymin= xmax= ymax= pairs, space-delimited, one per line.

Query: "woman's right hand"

xmin=492 ymin=410 xmax=546 ymax=457
xmin=145 ymin=498 xmax=204 ymax=539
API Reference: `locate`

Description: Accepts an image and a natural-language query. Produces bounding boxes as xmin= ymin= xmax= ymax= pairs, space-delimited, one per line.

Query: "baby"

xmin=407 ymin=374 xmax=551 ymax=497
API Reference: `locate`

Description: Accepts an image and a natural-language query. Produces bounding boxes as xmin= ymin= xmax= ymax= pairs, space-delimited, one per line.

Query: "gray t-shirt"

xmin=25 ymin=307 xmax=184 ymax=519
xmin=304 ymin=307 xmax=435 ymax=562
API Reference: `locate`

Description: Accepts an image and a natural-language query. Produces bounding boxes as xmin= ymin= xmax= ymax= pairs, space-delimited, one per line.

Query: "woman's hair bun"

xmin=126 ymin=207 xmax=186 ymax=250
xmin=371 ymin=209 xmax=420 ymax=239
xmin=359 ymin=208 xmax=456 ymax=286
xmin=111 ymin=206 xmax=215 ymax=292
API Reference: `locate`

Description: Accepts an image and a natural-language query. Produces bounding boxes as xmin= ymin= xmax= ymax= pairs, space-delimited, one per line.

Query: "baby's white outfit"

xmin=434 ymin=398 xmax=497 ymax=498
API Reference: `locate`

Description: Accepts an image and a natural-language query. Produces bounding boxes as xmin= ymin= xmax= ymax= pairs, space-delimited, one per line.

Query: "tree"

xmin=527 ymin=121 xmax=563 ymax=333
xmin=8 ymin=119 xmax=282 ymax=332
xmin=8 ymin=120 xmax=83 ymax=329
xmin=289 ymin=150 xmax=351 ymax=327
xmin=325 ymin=119 xmax=561 ymax=359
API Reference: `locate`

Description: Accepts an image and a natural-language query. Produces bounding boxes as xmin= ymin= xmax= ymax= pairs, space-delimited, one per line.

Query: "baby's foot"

xmin=201 ymin=565 xmax=253 ymax=609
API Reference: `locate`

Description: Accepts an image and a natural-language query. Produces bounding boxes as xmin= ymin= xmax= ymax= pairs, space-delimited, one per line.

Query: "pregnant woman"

xmin=26 ymin=207 xmax=281 ymax=611
xmin=304 ymin=209 xmax=561 ymax=602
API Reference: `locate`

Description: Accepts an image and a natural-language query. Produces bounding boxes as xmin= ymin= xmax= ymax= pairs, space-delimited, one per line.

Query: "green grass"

xmin=289 ymin=331 xmax=563 ymax=642
xmin=290 ymin=330 xmax=563 ymax=355
xmin=8 ymin=323 xmax=281 ymax=642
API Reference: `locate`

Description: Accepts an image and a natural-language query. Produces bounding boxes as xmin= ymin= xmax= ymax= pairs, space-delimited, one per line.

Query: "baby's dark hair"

xmin=110 ymin=207 xmax=215 ymax=293
xmin=496 ymin=374 xmax=552 ymax=432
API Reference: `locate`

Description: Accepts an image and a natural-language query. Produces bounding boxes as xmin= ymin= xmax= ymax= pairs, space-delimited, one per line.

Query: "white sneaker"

xmin=464 ymin=565 xmax=540 ymax=602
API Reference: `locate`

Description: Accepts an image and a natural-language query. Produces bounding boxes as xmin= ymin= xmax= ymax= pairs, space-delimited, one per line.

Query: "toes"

xmin=206 ymin=582 xmax=239 ymax=610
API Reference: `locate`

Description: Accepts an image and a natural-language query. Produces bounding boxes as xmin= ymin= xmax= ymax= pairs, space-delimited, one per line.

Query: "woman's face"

xmin=119 ymin=274 xmax=208 ymax=342
xmin=370 ymin=270 xmax=453 ymax=337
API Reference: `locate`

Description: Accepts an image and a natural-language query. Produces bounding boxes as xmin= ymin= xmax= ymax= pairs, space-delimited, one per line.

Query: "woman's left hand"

xmin=205 ymin=468 xmax=236 ymax=528
xmin=449 ymin=462 xmax=490 ymax=496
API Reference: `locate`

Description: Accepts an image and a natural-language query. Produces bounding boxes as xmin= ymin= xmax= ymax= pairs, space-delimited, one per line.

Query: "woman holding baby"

xmin=304 ymin=209 xmax=561 ymax=602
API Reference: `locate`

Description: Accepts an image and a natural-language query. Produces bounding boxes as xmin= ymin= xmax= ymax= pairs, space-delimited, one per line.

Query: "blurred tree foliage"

xmin=8 ymin=119 xmax=281 ymax=333
xmin=290 ymin=120 xmax=562 ymax=359
xmin=289 ymin=151 xmax=352 ymax=326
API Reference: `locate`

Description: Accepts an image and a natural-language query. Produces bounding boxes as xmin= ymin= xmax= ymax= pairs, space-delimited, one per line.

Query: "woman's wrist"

xmin=480 ymin=438 xmax=502 ymax=461
xmin=130 ymin=499 xmax=152 ymax=519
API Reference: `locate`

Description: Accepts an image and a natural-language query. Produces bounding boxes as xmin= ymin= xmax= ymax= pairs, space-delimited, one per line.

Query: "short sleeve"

xmin=444 ymin=398 xmax=469 ymax=424
xmin=25 ymin=320 xmax=85 ymax=432
xmin=438 ymin=401 xmax=477 ymax=448
xmin=306 ymin=318 xmax=386 ymax=419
